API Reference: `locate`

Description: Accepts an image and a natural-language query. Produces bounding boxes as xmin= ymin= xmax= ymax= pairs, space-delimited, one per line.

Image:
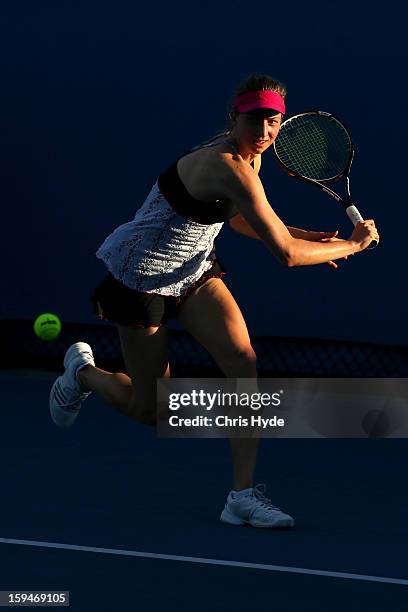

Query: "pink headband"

xmin=233 ymin=90 xmax=286 ymax=114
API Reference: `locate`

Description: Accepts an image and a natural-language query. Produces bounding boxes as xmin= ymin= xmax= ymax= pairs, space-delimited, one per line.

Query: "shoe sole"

xmin=220 ymin=507 xmax=294 ymax=529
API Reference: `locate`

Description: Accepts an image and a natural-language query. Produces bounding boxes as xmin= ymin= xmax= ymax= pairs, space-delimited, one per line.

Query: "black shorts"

xmin=90 ymin=259 xmax=226 ymax=328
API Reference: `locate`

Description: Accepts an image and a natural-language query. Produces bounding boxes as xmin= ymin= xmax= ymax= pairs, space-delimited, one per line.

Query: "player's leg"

xmin=176 ymin=277 xmax=258 ymax=491
xmin=177 ymin=277 xmax=294 ymax=528
xmin=79 ymin=324 xmax=170 ymax=425
xmin=50 ymin=325 xmax=170 ymax=428
xmin=177 ymin=278 xmax=257 ymax=377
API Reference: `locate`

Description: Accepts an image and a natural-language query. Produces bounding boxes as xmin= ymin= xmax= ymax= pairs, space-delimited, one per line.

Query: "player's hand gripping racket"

xmin=273 ymin=111 xmax=378 ymax=249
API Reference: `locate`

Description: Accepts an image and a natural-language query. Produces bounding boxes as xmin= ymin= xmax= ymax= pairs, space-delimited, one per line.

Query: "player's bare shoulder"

xmin=210 ymin=152 xmax=269 ymax=219
xmin=177 ymin=139 xmax=259 ymax=204
xmin=214 ymin=151 xmax=264 ymax=206
xmin=208 ymin=144 xmax=255 ymax=192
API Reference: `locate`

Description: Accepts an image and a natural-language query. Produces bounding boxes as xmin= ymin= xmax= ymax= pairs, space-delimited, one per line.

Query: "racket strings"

xmin=274 ymin=114 xmax=352 ymax=181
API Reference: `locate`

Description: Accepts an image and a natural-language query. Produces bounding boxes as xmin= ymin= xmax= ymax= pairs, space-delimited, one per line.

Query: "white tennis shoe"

xmin=49 ymin=342 xmax=95 ymax=428
xmin=220 ymin=484 xmax=295 ymax=528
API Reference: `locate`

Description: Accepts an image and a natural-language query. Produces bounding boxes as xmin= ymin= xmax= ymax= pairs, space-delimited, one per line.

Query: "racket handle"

xmin=346 ymin=205 xmax=378 ymax=250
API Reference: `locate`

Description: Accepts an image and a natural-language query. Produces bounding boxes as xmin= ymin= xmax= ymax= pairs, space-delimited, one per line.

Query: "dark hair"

xmin=199 ymin=73 xmax=287 ymax=147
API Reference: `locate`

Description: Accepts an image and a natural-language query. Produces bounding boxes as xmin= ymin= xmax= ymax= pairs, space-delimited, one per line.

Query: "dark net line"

xmin=2 ymin=319 xmax=408 ymax=378
xmin=275 ymin=114 xmax=352 ymax=180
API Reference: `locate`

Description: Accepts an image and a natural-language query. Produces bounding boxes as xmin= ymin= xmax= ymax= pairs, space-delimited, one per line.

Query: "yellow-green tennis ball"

xmin=33 ymin=313 xmax=62 ymax=341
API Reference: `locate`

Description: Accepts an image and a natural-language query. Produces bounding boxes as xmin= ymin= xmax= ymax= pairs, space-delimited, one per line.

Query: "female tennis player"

xmin=49 ymin=74 xmax=379 ymax=529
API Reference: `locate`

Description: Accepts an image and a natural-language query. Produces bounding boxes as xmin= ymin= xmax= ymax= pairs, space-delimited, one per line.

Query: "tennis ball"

xmin=33 ymin=313 xmax=62 ymax=341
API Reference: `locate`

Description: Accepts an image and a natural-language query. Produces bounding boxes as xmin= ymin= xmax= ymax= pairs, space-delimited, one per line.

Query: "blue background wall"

xmin=1 ymin=1 xmax=405 ymax=345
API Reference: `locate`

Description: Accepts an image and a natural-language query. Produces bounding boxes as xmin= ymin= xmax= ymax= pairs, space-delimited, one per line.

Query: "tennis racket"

xmin=273 ymin=111 xmax=378 ymax=249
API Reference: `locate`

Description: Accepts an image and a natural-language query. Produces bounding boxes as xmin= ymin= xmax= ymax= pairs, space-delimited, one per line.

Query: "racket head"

xmin=273 ymin=111 xmax=354 ymax=184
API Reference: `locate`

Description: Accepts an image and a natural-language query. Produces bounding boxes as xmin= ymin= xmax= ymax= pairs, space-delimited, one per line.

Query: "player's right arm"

xmin=219 ymin=158 xmax=378 ymax=266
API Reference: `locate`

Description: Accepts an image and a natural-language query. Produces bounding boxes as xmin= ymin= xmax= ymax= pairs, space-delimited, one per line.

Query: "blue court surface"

xmin=1 ymin=369 xmax=407 ymax=611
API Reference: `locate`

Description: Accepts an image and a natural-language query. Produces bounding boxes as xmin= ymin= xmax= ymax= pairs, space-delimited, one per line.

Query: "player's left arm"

xmin=229 ymin=216 xmax=336 ymax=243
xmin=287 ymin=227 xmax=339 ymax=241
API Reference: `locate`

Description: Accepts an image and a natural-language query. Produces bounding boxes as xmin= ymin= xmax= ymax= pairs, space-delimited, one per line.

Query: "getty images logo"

xmin=168 ymin=389 xmax=283 ymax=411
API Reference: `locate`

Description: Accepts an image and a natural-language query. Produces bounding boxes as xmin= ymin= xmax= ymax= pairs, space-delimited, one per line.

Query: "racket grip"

xmin=346 ymin=204 xmax=363 ymax=225
xmin=346 ymin=205 xmax=378 ymax=250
